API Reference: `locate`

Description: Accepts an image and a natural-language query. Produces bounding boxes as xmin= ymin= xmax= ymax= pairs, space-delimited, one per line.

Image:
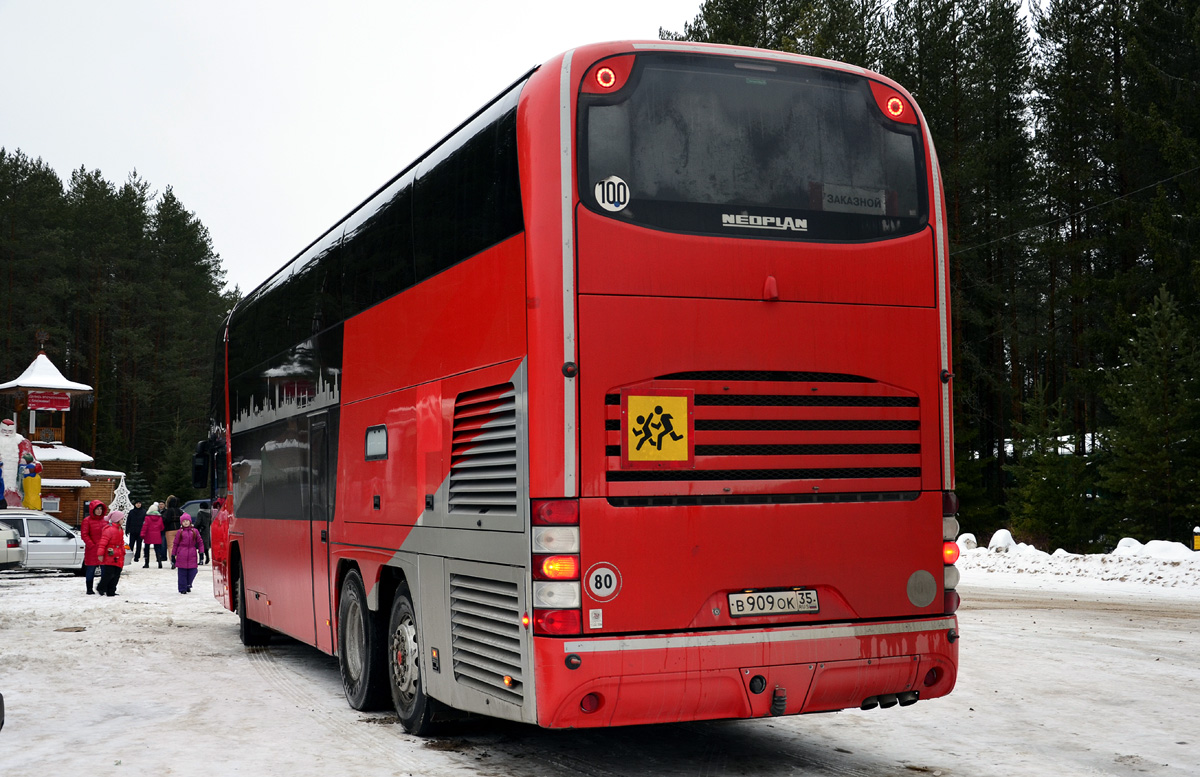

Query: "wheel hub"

xmin=392 ymin=615 xmax=419 ymax=702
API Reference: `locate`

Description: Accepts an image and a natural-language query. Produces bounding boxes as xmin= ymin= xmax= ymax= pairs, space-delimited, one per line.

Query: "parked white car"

xmin=0 ymin=509 xmax=87 ymax=573
xmin=0 ymin=520 xmax=25 ymax=570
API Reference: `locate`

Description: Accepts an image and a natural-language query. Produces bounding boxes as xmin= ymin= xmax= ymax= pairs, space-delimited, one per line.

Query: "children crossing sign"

xmin=621 ymin=390 xmax=694 ymax=469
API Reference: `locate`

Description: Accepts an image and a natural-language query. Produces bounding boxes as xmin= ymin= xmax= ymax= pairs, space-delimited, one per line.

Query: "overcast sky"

xmin=0 ymin=0 xmax=701 ymax=295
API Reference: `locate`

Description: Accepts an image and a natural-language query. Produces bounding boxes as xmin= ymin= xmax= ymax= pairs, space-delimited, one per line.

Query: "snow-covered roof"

xmin=41 ymin=478 xmax=93 ymax=489
xmin=0 ymin=351 xmax=92 ymax=393
xmin=82 ymin=468 xmax=126 ymax=478
xmin=31 ymin=442 xmax=94 ymax=463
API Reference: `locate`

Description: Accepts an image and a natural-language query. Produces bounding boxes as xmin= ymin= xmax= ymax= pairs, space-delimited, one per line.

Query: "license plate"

xmin=728 ymin=589 xmax=819 ymax=617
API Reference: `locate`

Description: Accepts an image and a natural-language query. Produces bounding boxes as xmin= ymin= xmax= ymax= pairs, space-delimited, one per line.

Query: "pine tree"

xmin=949 ymin=0 xmax=1037 ymax=540
xmin=1099 ymin=288 xmax=1200 ymax=543
xmin=1006 ymin=383 xmax=1099 ymax=551
xmin=811 ymin=0 xmax=886 ymax=68
xmin=660 ymin=0 xmax=821 ymax=52
xmin=124 ymin=465 xmax=154 ymax=505
xmin=1031 ymin=0 xmax=1127 ymax=459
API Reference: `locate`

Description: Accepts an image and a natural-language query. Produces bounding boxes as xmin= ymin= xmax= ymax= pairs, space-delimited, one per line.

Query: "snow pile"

xmin=956 ymin=529 xmax=1200 ymax=592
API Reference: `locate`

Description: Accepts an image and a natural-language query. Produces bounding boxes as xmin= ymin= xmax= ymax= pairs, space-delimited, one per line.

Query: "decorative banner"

xmin=27 ymin=391 xmax=70 ymax=411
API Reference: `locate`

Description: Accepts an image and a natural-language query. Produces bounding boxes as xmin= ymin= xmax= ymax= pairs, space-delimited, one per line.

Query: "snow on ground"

xmin=1 ymin=536 xmax=1198 ymax=776
xmin=957 ymin=530 xmax=1200 ymax=595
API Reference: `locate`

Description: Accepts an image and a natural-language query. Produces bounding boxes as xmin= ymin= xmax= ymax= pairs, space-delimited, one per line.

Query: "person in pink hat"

xmin=96 ymin=510 xmax=126 ymax=597
xmin=171 ymin=513 xmax=205 ymax=594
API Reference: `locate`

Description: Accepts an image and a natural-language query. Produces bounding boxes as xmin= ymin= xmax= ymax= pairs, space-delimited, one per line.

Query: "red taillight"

xmin=943 ymin=541 xmax=961 ymax=565
xmin=534 ymin=608 xmax=582 ymax=635
xmin=534 ymin=555 xmax=580 ymax=580
xmin=6 ymin=539 xmax=18 ymax=548
xmin=581 ymin=56 xmax=635 ymax=94
xmin=942 ymin=491 xmax=959 ymax=516
xmin=532 ymin=499 xmax=579 ymax=525
xmin=944 ymin=589 xmax=961 ymax=614
xmin=868 ymin=81 xmax=917 ymax=125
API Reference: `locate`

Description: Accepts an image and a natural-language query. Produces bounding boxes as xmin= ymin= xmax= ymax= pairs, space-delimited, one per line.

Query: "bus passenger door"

xmin=309 ymin=413 xmax=335 ymax=653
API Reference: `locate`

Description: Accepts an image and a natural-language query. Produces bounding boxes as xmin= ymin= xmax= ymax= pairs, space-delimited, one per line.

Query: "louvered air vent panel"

xmin=450 ymin=383 xmax=517 ymax=515
xmin=605 ymin=371 xmax=922 ymax=496
xmin=450 ymin=573 xmax=524 ymax=705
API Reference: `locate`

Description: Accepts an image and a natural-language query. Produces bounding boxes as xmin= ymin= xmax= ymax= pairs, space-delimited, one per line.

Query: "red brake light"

xmin=944 ymin=589 xmax=961 ymax=614
xmin=534 ymin=608 xmax=582 ymax=635
xmin=581 ymin=56 xmax=635 ymax=94
xmin=532 ymin=499 xmax=578 ymax=525
xmin=868 ymin=81 xmax=917 ymax=125
xmin=535 ymin=555 xmax=580 ymax=580
xmin=942 ymin=491 xmax=960 ymax=516
xmin=943 ymin=541 xmax=961 ymax=565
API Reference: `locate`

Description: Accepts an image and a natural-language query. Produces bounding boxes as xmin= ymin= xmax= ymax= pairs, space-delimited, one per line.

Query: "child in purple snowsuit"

xmin=171 ymin=513 xmax=205 ymax=594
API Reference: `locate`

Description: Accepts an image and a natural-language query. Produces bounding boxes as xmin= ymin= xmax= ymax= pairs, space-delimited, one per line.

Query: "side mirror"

xmin=192 ymin=440 xmax=211 ymax=491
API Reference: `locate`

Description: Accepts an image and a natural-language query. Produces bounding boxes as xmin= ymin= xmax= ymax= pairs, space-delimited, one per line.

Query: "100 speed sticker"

xmin=585 ymin=562 xmax=622 ymax=602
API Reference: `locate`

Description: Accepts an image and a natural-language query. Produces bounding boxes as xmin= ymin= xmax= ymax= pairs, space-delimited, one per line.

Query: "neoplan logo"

xmin=721 ymin=213 xmax=808 ymax=232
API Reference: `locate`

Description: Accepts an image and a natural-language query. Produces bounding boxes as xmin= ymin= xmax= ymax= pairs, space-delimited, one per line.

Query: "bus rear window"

xmin=579 ymin=54 xmax=927 ymax=241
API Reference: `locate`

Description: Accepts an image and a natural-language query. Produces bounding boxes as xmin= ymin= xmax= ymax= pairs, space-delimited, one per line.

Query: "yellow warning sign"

xmin=626 ymin=394 xmax=691 ymax=463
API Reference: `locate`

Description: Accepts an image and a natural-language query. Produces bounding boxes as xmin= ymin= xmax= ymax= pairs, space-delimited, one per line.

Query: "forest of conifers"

xmin=666 ymin=0 xmax=1200 ymax=550
xmin=2 ymin=0 xmax=1196 ymax=548
xmin=0 ymin=155 xmax=235 ymax=502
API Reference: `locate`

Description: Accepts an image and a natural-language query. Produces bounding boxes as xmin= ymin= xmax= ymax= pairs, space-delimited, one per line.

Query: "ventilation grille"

xmin=605 ymin=374 xmax=921 ymax=496
xmin=450 ymin=573 xmax=524 ymax=705
xmin=450 ymin=383 xmax=517 ymax=515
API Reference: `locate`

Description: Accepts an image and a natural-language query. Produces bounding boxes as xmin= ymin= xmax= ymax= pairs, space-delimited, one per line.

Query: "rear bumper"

xmin=534 ymin=615 xmax=958 ymax=728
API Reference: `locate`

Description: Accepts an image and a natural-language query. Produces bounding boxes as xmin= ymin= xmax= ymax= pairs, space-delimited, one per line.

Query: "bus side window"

xmin=365 ymin=425 xmax=387 ymax=461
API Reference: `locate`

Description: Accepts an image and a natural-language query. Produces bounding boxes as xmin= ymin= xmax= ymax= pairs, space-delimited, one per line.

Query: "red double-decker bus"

xmin=198 ymin=40 xmax=961 ymax=735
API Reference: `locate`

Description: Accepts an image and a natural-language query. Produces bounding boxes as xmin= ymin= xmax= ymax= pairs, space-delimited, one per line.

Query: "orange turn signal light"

xmin=943 ymin=541 xmax=961 ymax=565
xmin=538 ymin=555 xmax=580 ymax=580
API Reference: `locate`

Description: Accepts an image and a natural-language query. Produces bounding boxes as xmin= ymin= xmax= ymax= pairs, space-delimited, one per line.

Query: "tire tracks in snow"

xmin=242 ymin=643 xmax=480 ymax=775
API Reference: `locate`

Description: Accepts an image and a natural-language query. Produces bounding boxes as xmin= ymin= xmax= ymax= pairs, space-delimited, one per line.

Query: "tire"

xmin=237 ymin=562 xmax=271 ymax=647
xmin=388 ymin=585 xmax=440 ymax=735
xmin=338 ymin=569 xmax=388 ymax=710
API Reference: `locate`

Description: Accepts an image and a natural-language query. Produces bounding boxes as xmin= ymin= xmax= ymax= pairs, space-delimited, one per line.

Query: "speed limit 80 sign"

xmin=585 ymin=563 xmax=622 ymax=602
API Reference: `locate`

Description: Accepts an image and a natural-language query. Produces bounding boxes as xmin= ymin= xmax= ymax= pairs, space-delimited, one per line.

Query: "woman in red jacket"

xmin=81 ymin=500 xmax=108 ymax=595
xmin=96 ymin=510 xmax=126 ymax=597
xmin=140 ymin=503 xmax=165 ymax=569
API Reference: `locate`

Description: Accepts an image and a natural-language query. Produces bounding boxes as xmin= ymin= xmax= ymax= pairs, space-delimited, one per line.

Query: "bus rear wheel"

xmin=237 ymin=561 xmax=271 ymax=647
xmin=338 ymin=569 xmax=388 ymax=710
xmin=389 ymin=586 xmax=439 ymax=735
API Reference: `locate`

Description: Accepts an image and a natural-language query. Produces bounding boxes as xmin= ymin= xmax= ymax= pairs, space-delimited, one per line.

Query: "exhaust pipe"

xmin=898 ymin=691 xmax=920 ymax=706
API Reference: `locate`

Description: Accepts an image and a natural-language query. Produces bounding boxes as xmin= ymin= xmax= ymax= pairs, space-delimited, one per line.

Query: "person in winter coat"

xmin=81 ymin=500 xmax=109 ymax=595
xmin=171 ymin=513 xmax=205 ymax=594
xmin=125 ymin=500 xmax=147 ymax=563
xmin=96 ymin=510 xmax=126 ymax=597
xmin=140 ymin=503 xmax=166 ymax=568
xmin=162 ymin=495 xmax=182 ymax=569
xmin=194 ymin=501 xmax=212 ymax=565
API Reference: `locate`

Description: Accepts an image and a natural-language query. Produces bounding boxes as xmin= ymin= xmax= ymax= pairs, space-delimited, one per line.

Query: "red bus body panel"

xmin=210 ymin=40 xmax=958 ymax=730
